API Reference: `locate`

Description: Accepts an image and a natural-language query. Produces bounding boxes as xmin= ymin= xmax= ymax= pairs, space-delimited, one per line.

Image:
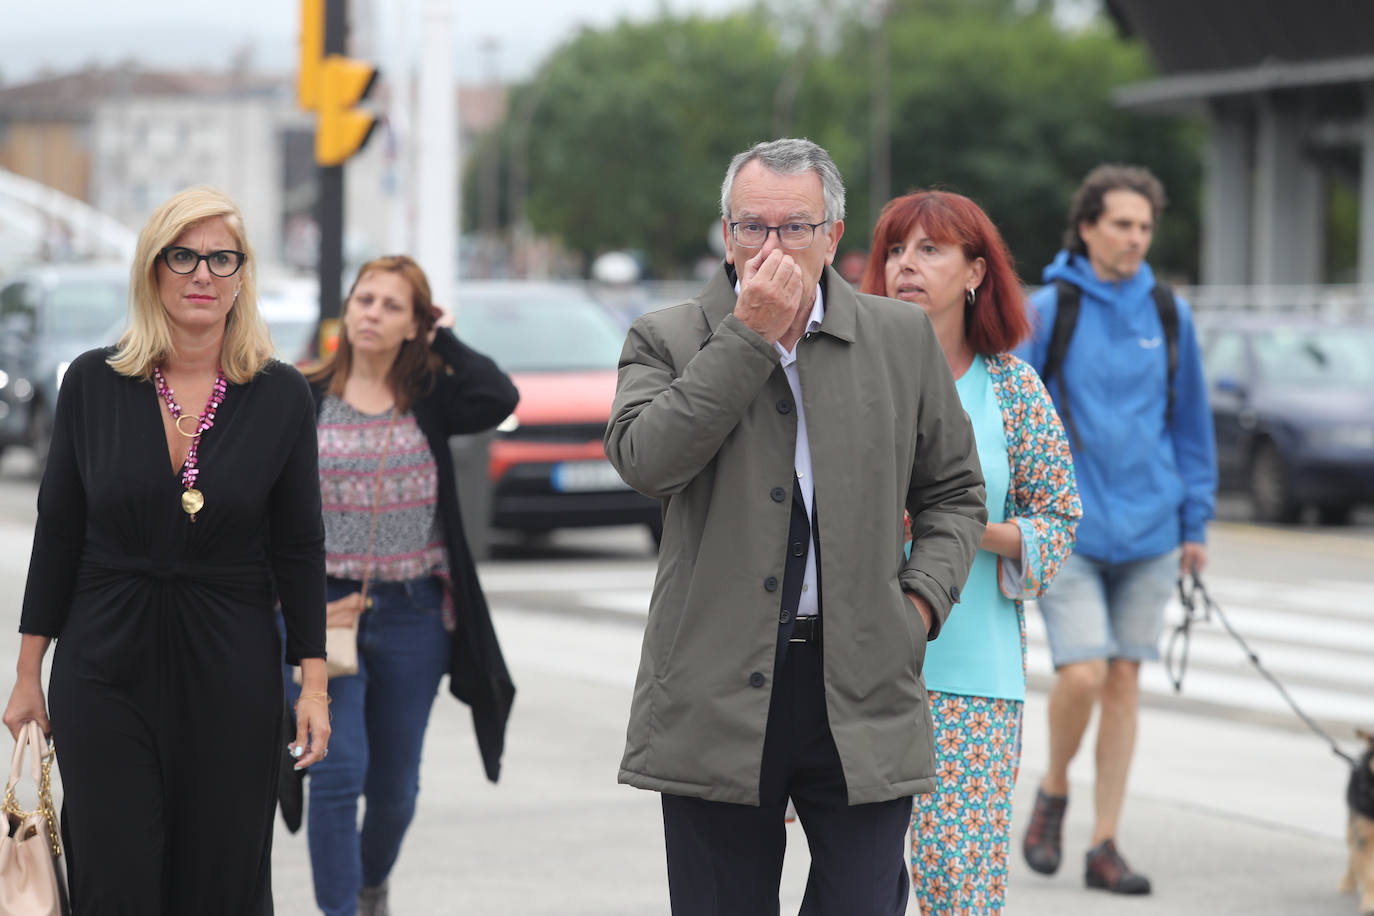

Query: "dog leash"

xmin=1165 ymin=573 xmax=1358 ymax=769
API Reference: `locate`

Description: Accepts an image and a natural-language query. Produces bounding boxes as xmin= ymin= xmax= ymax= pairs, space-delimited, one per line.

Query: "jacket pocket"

xmin=896 ymin=580 xmax=928 ymax=676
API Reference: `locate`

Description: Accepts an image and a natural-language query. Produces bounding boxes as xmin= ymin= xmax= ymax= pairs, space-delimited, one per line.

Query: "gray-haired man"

xmin=605 ymin=138 xmax=987 ymax=914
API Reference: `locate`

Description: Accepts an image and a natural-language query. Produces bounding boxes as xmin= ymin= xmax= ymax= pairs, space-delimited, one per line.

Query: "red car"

xmin=455 ymin=282 xmax=661 ymax=542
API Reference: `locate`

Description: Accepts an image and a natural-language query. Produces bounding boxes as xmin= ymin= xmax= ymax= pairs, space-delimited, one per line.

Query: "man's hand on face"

xmin=733 ymin=247 xmax=804 ymax=344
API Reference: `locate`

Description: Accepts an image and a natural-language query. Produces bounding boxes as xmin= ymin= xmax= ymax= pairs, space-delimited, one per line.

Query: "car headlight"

xmin=56 ymin=361 xmax=71 ymax=391
xmin=1307 ymin=425 xmax=1374 ymax=449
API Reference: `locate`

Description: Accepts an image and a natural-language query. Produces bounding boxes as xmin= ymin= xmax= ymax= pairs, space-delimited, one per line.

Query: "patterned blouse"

xmin=318 ymin=395 xmax=449 ymax=584
xmin=984 ymin=351 xmax=1081 ymax=609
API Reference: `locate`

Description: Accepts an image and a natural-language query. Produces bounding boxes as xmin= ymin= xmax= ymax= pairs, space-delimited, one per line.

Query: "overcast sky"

xmin=1 ymin=0 xmax=750 ymax=86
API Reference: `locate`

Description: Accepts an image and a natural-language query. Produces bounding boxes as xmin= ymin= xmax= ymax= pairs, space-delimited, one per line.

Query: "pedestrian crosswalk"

xmin=482 ymin=565 xmax=1372 ymax=732
xmin=1025 ymin=574 xmax=1373 ymax=731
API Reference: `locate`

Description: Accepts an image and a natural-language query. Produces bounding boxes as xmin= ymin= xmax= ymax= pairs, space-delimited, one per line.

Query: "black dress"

xmin=19 ymin=348 xmax=326 ymax=915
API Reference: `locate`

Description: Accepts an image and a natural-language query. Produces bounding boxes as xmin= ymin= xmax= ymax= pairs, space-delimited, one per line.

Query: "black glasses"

xmin=159 ymin=246 xmax=246 ymax=278
xmin=728 ymin=220 xmax=829 ymax=250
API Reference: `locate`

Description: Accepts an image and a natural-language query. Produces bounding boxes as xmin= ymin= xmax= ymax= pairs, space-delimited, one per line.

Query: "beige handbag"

xmin=0 ymin=721 xmax=69 ymax=916
xmin=297 ymin=407 xmax=398 ymax=683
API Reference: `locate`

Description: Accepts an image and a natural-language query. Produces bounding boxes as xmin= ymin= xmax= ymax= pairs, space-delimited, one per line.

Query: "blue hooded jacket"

xmin=1015 ymin=251 xmax=1216 ymax=563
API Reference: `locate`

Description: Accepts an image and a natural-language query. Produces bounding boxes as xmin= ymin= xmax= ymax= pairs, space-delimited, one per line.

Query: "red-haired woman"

xmin=295 ymin=255 xmax=518 ymax=916
xmin=862 ymin=191 xmax=1081 ymax=914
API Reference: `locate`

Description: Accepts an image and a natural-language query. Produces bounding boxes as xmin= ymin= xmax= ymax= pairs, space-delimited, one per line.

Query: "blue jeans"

xmin=285 ymin=576 xmax=451 ymax=916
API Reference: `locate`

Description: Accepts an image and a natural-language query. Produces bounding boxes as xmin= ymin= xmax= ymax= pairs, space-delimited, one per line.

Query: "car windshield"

xmin=48 ymin=281 xmax=128 ymax=338
xmin=456 ymin=292 xmax=625 ymax=372
xmin=1253 ymin=327 xmax=1374 ymax=386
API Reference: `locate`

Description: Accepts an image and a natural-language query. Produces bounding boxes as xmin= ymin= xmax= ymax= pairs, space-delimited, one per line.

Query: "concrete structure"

xmin=1109 ymin=0 xmax=1374 ymax=287
xmin=0 ymin=63 xmax=506 ymax=282
xmin=0 ymin=168 xmax=136 ymax=272
xmin=0 ymin=68 xmax=213 ymax=205
xmin=91 ymin=90 xmax=299 ymax=263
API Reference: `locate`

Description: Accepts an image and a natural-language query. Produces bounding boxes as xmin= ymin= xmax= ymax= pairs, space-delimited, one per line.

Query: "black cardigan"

xmin=311 ymin=328 xmax=520 ymax=782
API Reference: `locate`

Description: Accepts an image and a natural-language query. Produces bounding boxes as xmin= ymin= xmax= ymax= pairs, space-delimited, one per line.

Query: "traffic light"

xmin=298 ymin=0 xmax=378 ymax=166
xmin=315 ymin=56 xmax=377 ymax=166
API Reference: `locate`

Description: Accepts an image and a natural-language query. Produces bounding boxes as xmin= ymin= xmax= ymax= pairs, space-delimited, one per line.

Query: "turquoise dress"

xmin=908 ymin=353 xmax=1081 ymax=915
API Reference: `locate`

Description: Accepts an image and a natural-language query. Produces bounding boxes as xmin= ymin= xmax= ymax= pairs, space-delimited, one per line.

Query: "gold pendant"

xmin=174 ymin=415 xmax=201 ymax=439
xmin=181 ymin=488 xmax=205 ymax=521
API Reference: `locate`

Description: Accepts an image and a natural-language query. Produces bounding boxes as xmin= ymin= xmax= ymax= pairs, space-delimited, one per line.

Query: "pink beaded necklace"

xmin=153 ymin=365 xmax=228 ymax=523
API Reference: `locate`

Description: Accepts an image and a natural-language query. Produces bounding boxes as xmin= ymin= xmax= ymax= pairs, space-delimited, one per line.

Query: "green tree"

xmin=484 ymin=13 xmax=795 ymax=275
xmin=476 ymin=0 xmax=1204 ymax=281
xmin=807 ymin=1 xmax=1202 ymax=281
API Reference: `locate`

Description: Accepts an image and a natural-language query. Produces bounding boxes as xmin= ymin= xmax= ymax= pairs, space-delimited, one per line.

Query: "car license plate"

xmin=551 ymin=460 xmax=631 ymax=493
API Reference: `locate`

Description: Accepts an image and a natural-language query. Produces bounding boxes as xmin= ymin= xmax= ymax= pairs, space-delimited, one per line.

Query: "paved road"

xmin=0 ymin=457 xmax=1369 ymax=913
xmin=478 ymin=520 xmax=1374 ymax=736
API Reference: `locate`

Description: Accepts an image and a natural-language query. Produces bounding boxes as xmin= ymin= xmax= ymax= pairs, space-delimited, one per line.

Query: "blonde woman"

xmin=2 ymin=186 xmax=329 ymax=914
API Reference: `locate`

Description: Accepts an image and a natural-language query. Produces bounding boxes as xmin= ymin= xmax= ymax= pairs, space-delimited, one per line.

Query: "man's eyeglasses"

xmin=728 ymin=220 xmax=829 ymax=250
xmin=159 ymin=246 xmax=246 ymax=278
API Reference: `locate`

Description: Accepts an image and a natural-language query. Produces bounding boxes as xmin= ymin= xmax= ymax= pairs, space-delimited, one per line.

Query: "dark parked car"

xmin=1201 ymin=318 xmax=1374 ymax=523
xmin=0 ymin=264 xmax=129 ymax=467
xmin=453 ymin=282 xmax=661 ymax=542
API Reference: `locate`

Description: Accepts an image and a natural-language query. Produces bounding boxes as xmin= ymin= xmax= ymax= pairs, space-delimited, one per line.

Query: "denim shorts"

xmin=1036 ymin=550 xmax=1178 ymax=667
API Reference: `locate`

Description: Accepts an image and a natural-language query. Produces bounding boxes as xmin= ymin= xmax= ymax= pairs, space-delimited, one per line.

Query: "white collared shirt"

xmin=736 ymin=280 xmax=824 ymax=617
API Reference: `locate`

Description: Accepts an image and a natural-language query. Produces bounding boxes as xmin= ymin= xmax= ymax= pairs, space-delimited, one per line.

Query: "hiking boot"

xmin=358 ymin=882 xmax=391 ymax=916
xmin=1084 ymin=839 xmax=1152 ymax=895
xmin=1022 ymin=788 xmax=1068 ymax=875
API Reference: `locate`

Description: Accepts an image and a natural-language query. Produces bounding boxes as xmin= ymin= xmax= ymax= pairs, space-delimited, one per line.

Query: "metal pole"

xmin=1359 ymin=83 xmax=1374 ymax=285
xmin=416 ymin=0 xmax=457 ymax=307
xmin=868 ymin=0 xmax=891 ymax=229
xmin=317 ymin=0 xmax=347 ymax=329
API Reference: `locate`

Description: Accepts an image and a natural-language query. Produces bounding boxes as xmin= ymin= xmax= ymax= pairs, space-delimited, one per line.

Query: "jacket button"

xmin=949 ymin=585 xmax=961 ymax=602
xmin=791 ymin=541 xmax=805 ymax=557
xmin=776 ymin=399 xmax=792 ymax=414
xmin=749 ymin=672 xmax=766 ymax=688
xmin=779 ymin=609 xmax=791 ymax=624
xmin=770 ymin=487 xmax=786 ymax=502
xmin=764 ymin=576 xmax=779 ymax=592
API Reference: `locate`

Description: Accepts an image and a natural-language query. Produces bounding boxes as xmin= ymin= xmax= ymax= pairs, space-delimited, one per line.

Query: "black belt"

xmin=789 ymin=615 xmax=821 ymax=644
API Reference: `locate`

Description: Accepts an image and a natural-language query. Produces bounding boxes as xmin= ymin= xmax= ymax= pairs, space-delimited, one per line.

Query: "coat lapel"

xmin=698 ymin=262 xmax=740 ymax=329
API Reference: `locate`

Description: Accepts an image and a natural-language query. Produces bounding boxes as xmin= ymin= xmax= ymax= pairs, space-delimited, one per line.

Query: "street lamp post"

xmin=416 ymin=0 xmax=457 ymax=303
xmin=868 ymin=0 xmax=892 ymax=228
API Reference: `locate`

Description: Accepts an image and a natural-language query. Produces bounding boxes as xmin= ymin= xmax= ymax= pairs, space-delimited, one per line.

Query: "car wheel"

xmin=1248 ymin=441 xmax=1299 ymax=524
xmin=1315 ymin=503 xmax=1352 ymax=526
xmin=27 ymin=404 xmax=52 ymax=476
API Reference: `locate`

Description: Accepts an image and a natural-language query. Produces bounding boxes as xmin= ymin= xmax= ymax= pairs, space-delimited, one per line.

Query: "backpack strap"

xmin=1043 ymin=280 xmax=1082 ymax=448
xmin=1152 ymin=283 xmax=1180 ymax=427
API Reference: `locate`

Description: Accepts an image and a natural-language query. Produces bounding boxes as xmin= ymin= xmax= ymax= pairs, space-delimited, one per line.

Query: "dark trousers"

xmin=660 ymin=635 xmax=913 ymax=916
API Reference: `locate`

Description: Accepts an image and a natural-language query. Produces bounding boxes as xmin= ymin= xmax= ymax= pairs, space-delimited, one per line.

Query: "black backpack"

xmin=1040 ymin=279 xmax=1180 ymax=449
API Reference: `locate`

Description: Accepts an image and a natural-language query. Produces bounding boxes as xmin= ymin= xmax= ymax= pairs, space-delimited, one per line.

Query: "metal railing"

xmin=1177 ymin=284 xmax=1374 ymax=321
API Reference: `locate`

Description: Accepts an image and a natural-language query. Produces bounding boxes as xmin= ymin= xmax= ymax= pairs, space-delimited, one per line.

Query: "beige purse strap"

xmin=358 ymin=407 xmax=399 ymax=604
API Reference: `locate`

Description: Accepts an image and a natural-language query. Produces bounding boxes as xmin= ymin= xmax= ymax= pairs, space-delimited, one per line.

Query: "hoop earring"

xmin=965 ymin=288 xmax=976 ymax=308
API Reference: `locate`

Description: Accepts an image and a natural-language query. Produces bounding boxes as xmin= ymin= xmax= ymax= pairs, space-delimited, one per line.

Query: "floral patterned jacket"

xmin=984 ymin=351 xmax=1081 ymax=603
